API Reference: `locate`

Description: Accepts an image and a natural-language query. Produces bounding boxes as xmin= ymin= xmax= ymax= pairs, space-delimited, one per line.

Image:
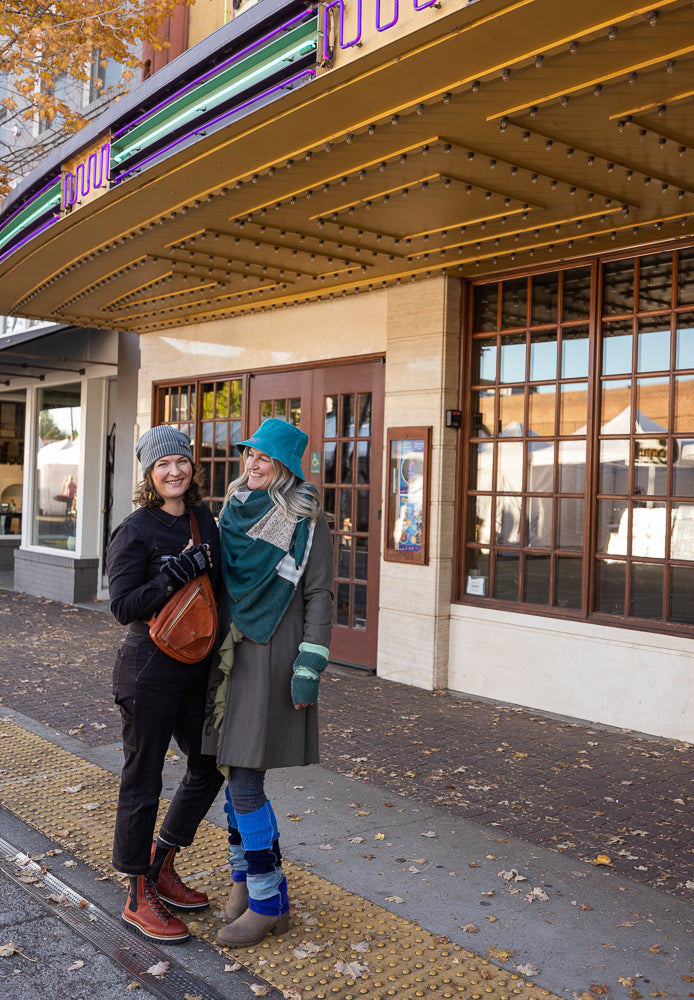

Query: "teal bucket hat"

xmin=237 ymin=418 xmax=308 ymax=481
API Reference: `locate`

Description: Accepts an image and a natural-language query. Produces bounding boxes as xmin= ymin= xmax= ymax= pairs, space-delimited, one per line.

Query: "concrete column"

xmin=376 ymin=275 xmax=462 ymax=690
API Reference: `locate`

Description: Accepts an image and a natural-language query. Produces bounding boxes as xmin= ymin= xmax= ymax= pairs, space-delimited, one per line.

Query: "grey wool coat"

xmin=202 ymin=511 xmax=334 ymax=770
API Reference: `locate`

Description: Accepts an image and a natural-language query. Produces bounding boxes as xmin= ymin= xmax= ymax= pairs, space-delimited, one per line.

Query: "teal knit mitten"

xmin=291 ymin=642 xmax=329 ymax=706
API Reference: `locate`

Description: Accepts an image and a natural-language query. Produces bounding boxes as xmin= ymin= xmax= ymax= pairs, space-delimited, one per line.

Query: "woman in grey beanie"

xmin=106 ymin=425 xmax=223 ymax=944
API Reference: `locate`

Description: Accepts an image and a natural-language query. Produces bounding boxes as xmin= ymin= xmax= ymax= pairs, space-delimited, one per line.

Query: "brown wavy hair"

xmin=132 ymin=462 xmax=206 ymax=509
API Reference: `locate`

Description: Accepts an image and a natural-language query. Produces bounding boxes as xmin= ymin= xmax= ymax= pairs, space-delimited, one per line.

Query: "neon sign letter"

xmin=62 ymin=141 xmax=111 ymax=210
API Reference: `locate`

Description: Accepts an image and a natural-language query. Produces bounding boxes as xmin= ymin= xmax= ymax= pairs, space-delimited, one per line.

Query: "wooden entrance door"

xmin=248 ymin=360 xmax=384 ymax=669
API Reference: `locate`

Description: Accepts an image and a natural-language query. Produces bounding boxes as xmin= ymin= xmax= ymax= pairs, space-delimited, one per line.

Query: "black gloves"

xmin=162 ymin=544 xmax=211 ymax=588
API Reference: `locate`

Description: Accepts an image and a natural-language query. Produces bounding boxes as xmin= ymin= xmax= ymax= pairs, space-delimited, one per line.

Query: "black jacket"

xmin=107 ymin=503 xmax=221 ymax=625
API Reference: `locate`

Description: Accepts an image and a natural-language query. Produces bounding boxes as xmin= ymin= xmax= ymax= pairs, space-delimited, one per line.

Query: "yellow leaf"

xmin=373 ymin=833 xmax=385 ymax=840
xmin=590 ymin=855 xmax=613 ymax=866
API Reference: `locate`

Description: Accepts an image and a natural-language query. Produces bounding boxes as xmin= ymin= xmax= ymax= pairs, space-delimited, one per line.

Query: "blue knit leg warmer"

xmin=236 ymin=803 xmax=287 ymax=915
xmin=224 ymin=785 xmax=247 ymax=881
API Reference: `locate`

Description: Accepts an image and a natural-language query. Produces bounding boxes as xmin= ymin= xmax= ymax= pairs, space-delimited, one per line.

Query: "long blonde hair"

xmin=224 ymin=451 xmax=320 ymax=523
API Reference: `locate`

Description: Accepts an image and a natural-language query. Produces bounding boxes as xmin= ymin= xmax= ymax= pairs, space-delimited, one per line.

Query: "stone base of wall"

xmin=0 ymin=537 xmax=20 ymax=572
xmin=14 ymin=548 xmax=99 ymax=604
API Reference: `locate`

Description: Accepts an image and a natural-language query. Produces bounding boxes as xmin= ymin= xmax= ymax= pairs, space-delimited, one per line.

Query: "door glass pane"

xmin=637 ymin=322 xmax=670 ymax=373
xmin=677 ymin=249 xmax=694 ymax=306
xmin=352 ymin=584 xmax=367 ymax=629
xmin=324 ymin=396 xmax=338 ymax=437
xmin=672 ymin=447 xmax=694 ymax=496
xmin=635 ymin=376 xmax=668 ymax=430
xmin=531 ymin=273 xmax=558 ymax=325
xmin=214 ymin=422 xmax=228 ymax=457
xmin=261 ymin=399 xmax=272 ymax=419
xmin=631 ymin=503 xmax=666 ymax=558
xmin=202 ymin=384 xmax=214 ymax=419
xmin=670 ymin=564 xmax=694 ymax=623
xmin=555 ymin=555 xmax=582 ymax=607
xmin=230 ymin=380 xmax=242 ymax=419
xmin=599 ymin=440 xmax=629 ymax=494
xmin=559 ymin=383 xmax=588 ymax=434
xmin=523 ymin=554 xmax=550 ymax=604
xmin=557 ymin=497 xmax=584 ymax=549
xmin=354 ymin=538 xmax=368 ymax=580
xmin=0 ymin=399 xmax=24 ymax=537
xmin=525 ymin=496 xmax=552 ymax=546
xmin=597 ymin=498 xmax=627 ymax=553
xmin=475 ymin=341 xmax=497 ymax=383
xmin=501 ymin=277 xmax=527 ymax=328
xmin=35 ymin=384 xmax=81 ymax=550
xmin=558 ymin=440 xmax=586 ymax=492
xmin=200 ymin=421 xmax=213 ymax=459
xmin=494 ymin=551 xmax=519 ymax=599
xmin=473 ymin=283 xmax=498 ymax=331
xmin=631 ymin=562 xmax=663 ymax=619
xmin=289 ymin=398 xmax=301 ymax=426
xmin=528 ymin=386 xmax=555 ymax=437
xmin=529 ymin=332 xmax=557 ymax=381
xmin=671 ymin=503 xmax=694 ymax=560
xmin=338 ymin=489 xmax=352 ymax=531
xmin=357 ymin=394 xmax=372 ymax=436
xmin=470 ymin=442 xmax=493 ymax=492
xmin=674 ymin=375 xmax=694 ymax=432
xmin=324 ymin=442 xmax=337 ymax=484
xmin=323 ymin=487 xmax=335 ymax=517
xmin=562 ymin=266 xmax=591 ymax=321
xmin=337 ymin=537 xmax=351 ymax=577
xmin=356 ymin=489 xmax=369 ymax=532
xmin=215 ymin=382 xmax=229 ymax=418
xmin=213 ymin=462 xmax=226 ymax=497
xmin=676 ymin=314 xmax=694 ymax=369
xmin=357 ymin=441 xmax=370 ymax=484
xmin=473 ymin=389 xmax=495 ymax=436
xmin=497 ymin=442 xmax=523 ymax=491
xmin=602 ymin=321 xmax=633 ymax=375
xmin=595 ymin=559 xmax=625 ymax=614
xmin=639 ymin=252 xmax=672 ymax=312
xmin=561 ymin=326 xmax=589 ymax=378
xmin=469 ymin=495 xmax=492 ymax=545
xmin=340 ymin=441 xmax=354 ymax=483
xmin=336 ymin=581 xmax=350 ymax=626
xmin=495 ymin=496 xmax=522 ymax=545
xmin=499 ymin=390 xmax=524 ymax=433
xmin=601 ymin=379 xmax=631 ymax=427
xmin=274 ymin=399 xmax=286 ymax=419
xmin=633 ymin=439 xmax=667 ymax=496
xmin=229 ymin=420 xmax=242 ymax=446
xmin=527 ymin=444 xmax=553 ymax=492
xmin=466 ymin=548 xmax=490 ymax=592
xmin=341 ymin=394 xmax=355 ymax=437
xmin=603 ymin=259 xmax=634 ymax=315
xmin=500 ymin=334 xmax=526 ymax=383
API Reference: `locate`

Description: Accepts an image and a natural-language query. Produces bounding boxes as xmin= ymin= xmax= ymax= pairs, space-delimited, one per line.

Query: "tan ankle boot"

xmin=225 ymin=880 xmax=249 ymax=922
xmin=216 ymin=907 xmax=289 ymax=948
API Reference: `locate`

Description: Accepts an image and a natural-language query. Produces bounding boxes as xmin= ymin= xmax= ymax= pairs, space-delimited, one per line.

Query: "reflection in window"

xmin=35 ymin=384 xmax=81 ymax=550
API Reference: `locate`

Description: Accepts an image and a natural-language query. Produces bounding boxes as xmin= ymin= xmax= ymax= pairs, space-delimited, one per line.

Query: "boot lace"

xmin=143 ymin=876 xmax=177 ymax=923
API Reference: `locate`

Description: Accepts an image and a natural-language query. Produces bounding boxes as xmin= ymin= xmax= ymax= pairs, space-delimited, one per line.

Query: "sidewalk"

xmin=0 ymin=587 xmax=692 ymax=999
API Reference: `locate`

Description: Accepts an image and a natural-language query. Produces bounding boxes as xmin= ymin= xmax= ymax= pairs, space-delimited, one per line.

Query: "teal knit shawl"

xmin=220 ymin=489 xmax=312 ymax=644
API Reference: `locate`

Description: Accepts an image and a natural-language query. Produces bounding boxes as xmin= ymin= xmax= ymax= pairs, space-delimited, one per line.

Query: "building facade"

xmin=0 ymin=0 xmax=692 ymax=741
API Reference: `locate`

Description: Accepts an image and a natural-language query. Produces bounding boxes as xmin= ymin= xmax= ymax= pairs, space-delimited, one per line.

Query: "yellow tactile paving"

xmin=0 ymin=719 xmax=560 ymax=1000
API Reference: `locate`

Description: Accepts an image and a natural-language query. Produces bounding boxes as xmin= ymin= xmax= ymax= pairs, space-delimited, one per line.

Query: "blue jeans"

xmin=112 ymin=631 xmax=223 ymax=874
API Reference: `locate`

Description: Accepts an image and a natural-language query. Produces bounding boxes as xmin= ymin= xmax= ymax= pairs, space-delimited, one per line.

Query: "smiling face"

xmin=150 ymin=454 xmax=193 ymax=510
xmin=245 ymin=447 xmax=275 ymax=491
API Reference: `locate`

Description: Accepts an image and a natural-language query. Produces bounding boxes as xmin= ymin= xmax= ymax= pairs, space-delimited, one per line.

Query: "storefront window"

xmin=34 ymin=384 xmax=81 ymax=549
xmin=0 ymin=396 xmax=25 ymax=536
xmin=463 ymin=248 xmax=694 ymax=630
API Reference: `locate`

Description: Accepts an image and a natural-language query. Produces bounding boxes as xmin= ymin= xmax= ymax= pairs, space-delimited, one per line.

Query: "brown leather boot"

xmin=122 ymin=875 xmax=190 ymax=943
xmin=150 ymin=843 xmax=209 ymax=911
xmin=216 ymin=907 xmax=289 ymax=948
xmin=224 ymin=879 xmax=249 ymax=922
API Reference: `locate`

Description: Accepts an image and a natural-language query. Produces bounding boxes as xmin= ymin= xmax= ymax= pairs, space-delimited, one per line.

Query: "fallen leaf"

xmin=287 ymin=815 xmax=302 ymax=822
xmin=68 ymin=959 xmax=85 ymax=971
xmin=282 ymin=990 xmax=303 ymax=1000
xmin=461 ymin=923 xmax=479 ymax=933
xmin=0 ymin=941 xmax=36 ymax=962
xmin=292 ymin=942 xmax=328 ymax=959
xmin=351 ymin=941 xmax=369 ymax=953
xmin=125 ymin=983 xmax=142 ymax=992
xmin=385 ymin=895 xmax=404 ymax=904
xmin=589 ymin=986 xmax=608 ymax=995
xmin=420 ymin=831 xmax=437 ymax=838
xmin=517 ymin=963 xmax=541 ymax=977
xmin=349 ymin=836 xmax=365 ymax=844
xmin=250 ymin=987 xmax=271 ymax=997
xmin=526 ymin=888 xmax=549 ymax=903
xmin=62 ymin=784 xmax=83 ymax=793
xmin=589 ymin=855 xmax=613 ymax=867
xmin=334 ymin=960 xmax=369 ymax=979
xmin=487 ymin=946 xmax=515 ymax=961
xmin=145 ymin=961 xmax=170 ymax=978
xmin=224 ymin=962 xmax=242 ymax=972
xmin=498 ymin=869 xmax=527 ymax=882
xmin=373 ymin=833 xmax=385 ymax=840
xmin=487 ymin=915 xmax=498 ymax=923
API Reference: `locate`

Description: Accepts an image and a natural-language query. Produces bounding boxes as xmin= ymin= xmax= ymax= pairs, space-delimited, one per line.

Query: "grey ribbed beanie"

xmin=135 ymin=425 xmax=194 ymax=470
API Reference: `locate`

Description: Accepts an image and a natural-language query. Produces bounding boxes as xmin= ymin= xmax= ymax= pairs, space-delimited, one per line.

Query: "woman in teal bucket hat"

xmin=204 ymin=418 xmax=334 ymax=947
